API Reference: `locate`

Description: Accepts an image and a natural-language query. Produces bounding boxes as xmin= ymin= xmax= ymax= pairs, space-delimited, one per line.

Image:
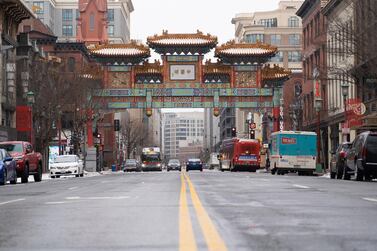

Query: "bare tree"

xmin=121 ymin=119 xmax=148 ymax=159
xmin=29 ymin=55 xmax=103 ymax=164
xmin=325 ymin=0 xmax=377 ymax=83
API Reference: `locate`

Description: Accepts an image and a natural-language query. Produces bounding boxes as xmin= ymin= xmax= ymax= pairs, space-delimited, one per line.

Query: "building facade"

xmin=162 ymin=112 xmax=204 ymax=162
xmin=1 ymin=0 xmax=35 ymax=141
xmin=231 ymin=0 xmax=304 ymax=138
xmin=297 ymin=0 xmax=329 ymax=168
xmin=24 ymin=0 xmax=133 ymax=43
xmin=353 ymin=0 xmax=377 ymax=129
xmin=322 ymin=0 xmax=357 ymax=156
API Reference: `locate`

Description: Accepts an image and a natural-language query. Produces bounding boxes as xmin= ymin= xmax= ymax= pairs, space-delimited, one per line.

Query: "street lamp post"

xmin=315 ymin=98 xmax=323 ymax=168
xmin=26 ymin=91 xmax=35 ymax=144
xmin=341 ymin=82 xmax=350 ymax=142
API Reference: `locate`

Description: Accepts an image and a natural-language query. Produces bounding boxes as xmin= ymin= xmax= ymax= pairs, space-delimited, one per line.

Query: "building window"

xmin=67 ymin=57 xmax=75 ymax=72
xmin=62 ymin=9 xmax=73 ymax=21
xmin=288 ymin=16 xmax=299 ymax=27
xmin=90 ymin=13 xmax=95 ymax=32
xmin=245 ymin=34 xmax=264 ymax=43
xmin=288 ymin=34 xmax=300 ymax=45
xmin=107 ymin=9 xmax=114 ymax=22
xmin=259 ymin=18 xmax=277 ymax=27
xmin=270 ymin=51 xmax=284 ymax=62
xmin=108 ymin=25 xmax=114 ymax=36
xmin=270 ymin=34 xmax=281 ymax=45
xmin=76 ymin=9 xmax=80 ymax=19
xmin=62 ymin=25 xmax=73 ymax=36
xmin=32 ymin=1 xmax=44 ymax=14
xmin=288 ymin=51 xmax=302 ymax=62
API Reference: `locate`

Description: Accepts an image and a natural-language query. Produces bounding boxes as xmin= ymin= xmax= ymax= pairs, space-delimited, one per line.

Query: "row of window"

xmin=62 ymin=24 xmax=114 ymax=36
xmin=256 ymin=16 xmax=300 ymax=28
xmin=245 ymin=34 xmax=300 ymax=46
xmin=269 ymin=51 xmax=302 ymax=62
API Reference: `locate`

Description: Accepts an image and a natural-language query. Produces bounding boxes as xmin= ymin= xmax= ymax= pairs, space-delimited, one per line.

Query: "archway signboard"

xmin=89 ymin=31 xmax=290 ymax=115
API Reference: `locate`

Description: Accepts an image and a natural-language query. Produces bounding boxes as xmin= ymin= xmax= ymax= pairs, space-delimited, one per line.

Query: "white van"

xmin=209 ymin=153 xmax=220 ymax=170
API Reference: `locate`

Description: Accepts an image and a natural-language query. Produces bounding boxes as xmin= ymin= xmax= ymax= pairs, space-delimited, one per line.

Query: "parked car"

xmin=186 ymin=159 xmax=203 ymax=172
xmin=345 ymin=131 xmax=377 ymax=181
xmin=0 ymin=141 xmax=43 ymax=183
xmin=123 ymin=159 xmax=141 ymax=172
xmin=330 ymin=142 xmax=352 ymax=179
xmin=167 ymin=159 xmax=181 ymax=171
xmin=0 ymin=149 xmax=17 ymax=185
xmin=50 ymin=155 xmax=84 ymax=178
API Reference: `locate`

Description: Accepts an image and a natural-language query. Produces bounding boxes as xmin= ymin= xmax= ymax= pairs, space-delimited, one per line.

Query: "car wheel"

xmin=356 ymin=166 xmax=364 ymax=181
xmin=21 ymin=164 xmax=29 ymax=183
xmin=200 ymin=168 xmax=203 ymax=172
xmin=56 ymin=175 xmax=60 ymax=178
xmin=167 ymin=168 xmax=170 ymax=172
xmin=10 ymin=169 xmax=17 ymax=184
xmin=343 ymin=165 xmax=351 ymax=180
xmin=34 ymin=163 xmax=42 ymax=182
xmin=336 ymin=164 xmax=344 ymax=179
xmin=51 ymin=175 xmax=55 ymax=179
xmin=75 ymin=174 xmax=79 ymax=177
xmin=0 ymin=169 xmax=6 ymax=186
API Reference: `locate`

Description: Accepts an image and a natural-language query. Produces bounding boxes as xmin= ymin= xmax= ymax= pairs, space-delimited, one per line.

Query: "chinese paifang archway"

xmin=89 ymin=31 xmax=291 ymax=117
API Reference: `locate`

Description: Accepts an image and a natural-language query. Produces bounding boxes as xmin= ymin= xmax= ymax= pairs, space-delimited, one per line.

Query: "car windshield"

xmin=126 ymin=159 xmax=136 ymax=164
xmin=189 ymin=159 xmax=200 ymax=163
xmin=54 ymin=156 xmax=76 ymax=163
xmin=169 ymin=159 xmax=180 ymax=164
xmin=0 ymin=143 xmax=23 ymax=153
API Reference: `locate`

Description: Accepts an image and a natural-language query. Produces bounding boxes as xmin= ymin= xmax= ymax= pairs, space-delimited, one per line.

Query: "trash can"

xmin=111 ymin=164 xmax=116 ymax=172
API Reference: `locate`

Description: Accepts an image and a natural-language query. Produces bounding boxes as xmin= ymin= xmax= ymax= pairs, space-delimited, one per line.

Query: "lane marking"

xmin=0 ymin=198 xmax=25 ymax=206
xmin=363 ymin=197 xmax=377 ymax=203
xmin=184 ymin=173 xmax=228 ymax=251
xmin=65 ymin=196 xmax=129 ymax=200
xmin=45 ymin=201 xmax=67 ymax=205
xmin=68 ymin=187 xmax=78 ymax=190
xmin=179 ymin=173 xmax=197 ymax=251
xmin=293 ymin=184 xmax=310 ymax=189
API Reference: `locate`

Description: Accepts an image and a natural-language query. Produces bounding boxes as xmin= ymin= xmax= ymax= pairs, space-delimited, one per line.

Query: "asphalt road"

xmin=1 ymin=171 xmax=377 ymax=251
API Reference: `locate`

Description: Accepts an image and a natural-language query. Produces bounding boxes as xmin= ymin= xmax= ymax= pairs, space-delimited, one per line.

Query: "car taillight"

xmin=339 ymin=151 xmax=346 ymax=158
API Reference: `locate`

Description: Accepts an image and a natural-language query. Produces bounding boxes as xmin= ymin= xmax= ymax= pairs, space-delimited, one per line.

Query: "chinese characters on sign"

xmin=170 ymin=65 xmax=196 ymax=80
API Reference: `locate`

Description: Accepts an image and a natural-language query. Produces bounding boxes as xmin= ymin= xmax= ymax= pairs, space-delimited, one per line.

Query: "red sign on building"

xmin=16 ymin=106 xmax=32 ymax=132
xmin=346 ymin=99 xmax=366 ymax=128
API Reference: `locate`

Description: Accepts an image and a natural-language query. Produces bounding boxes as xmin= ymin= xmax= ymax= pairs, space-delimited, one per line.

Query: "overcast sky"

xmin=130 ymin=0 xmax=282 ymax=113
xmin=131 ymin=0 xmax=282 ymax=44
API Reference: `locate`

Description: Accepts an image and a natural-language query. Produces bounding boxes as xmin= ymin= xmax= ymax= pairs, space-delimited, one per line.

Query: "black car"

xmin=167 ymin=159 xmax=181 ymax=171
xmin=345 ymin=131 xmax=377 ymax=181
xmin=330 ymin=142 xmax=352 ymax=179
xmin=186 ymin=159 xmax=203 ymax=172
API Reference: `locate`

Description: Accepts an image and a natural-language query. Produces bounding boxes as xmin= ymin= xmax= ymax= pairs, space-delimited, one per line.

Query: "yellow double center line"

xmin=179 ymin=173 xmax=228 ymax=251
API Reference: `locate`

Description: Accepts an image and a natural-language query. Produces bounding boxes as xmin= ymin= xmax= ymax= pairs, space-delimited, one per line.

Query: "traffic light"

xmin=231 ymin=127 xmax=237 ymax=137
xmin=250 ymin=129 xmax=255 ymax=139
xmin=93 ymin=128 xmax=101 ymax=138
xmin=114 ymin=119 xmax=120 ymax=131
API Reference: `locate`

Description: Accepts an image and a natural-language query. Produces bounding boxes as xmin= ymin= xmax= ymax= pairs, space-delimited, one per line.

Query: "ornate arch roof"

xmin=215 ymin=40 xmax=277 ymax=64
xmin=147 ymin=30 xmax=218 ymax=55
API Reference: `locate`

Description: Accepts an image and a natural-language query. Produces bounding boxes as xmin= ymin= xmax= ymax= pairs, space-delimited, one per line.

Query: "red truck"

xmin=0 ymin=141 xmax=43 ymax=183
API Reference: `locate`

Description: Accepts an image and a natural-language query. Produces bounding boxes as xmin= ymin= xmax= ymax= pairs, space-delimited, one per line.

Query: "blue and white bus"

xmin=269 ymin=131 xmax=317 ymax=175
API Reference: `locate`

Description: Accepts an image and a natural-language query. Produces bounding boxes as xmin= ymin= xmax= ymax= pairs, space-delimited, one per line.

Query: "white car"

xmin=50 ymin=155 xmax=84 ymax=178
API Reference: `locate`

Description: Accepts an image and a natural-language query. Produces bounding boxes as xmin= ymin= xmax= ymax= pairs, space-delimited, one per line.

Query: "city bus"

xmin=269 ymin=131 xmax=317 ymax=175
xmin=141 ymin=147 xmax=162 ymax=171
xmin=219 ymin=138 xmax=261 ymax=172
